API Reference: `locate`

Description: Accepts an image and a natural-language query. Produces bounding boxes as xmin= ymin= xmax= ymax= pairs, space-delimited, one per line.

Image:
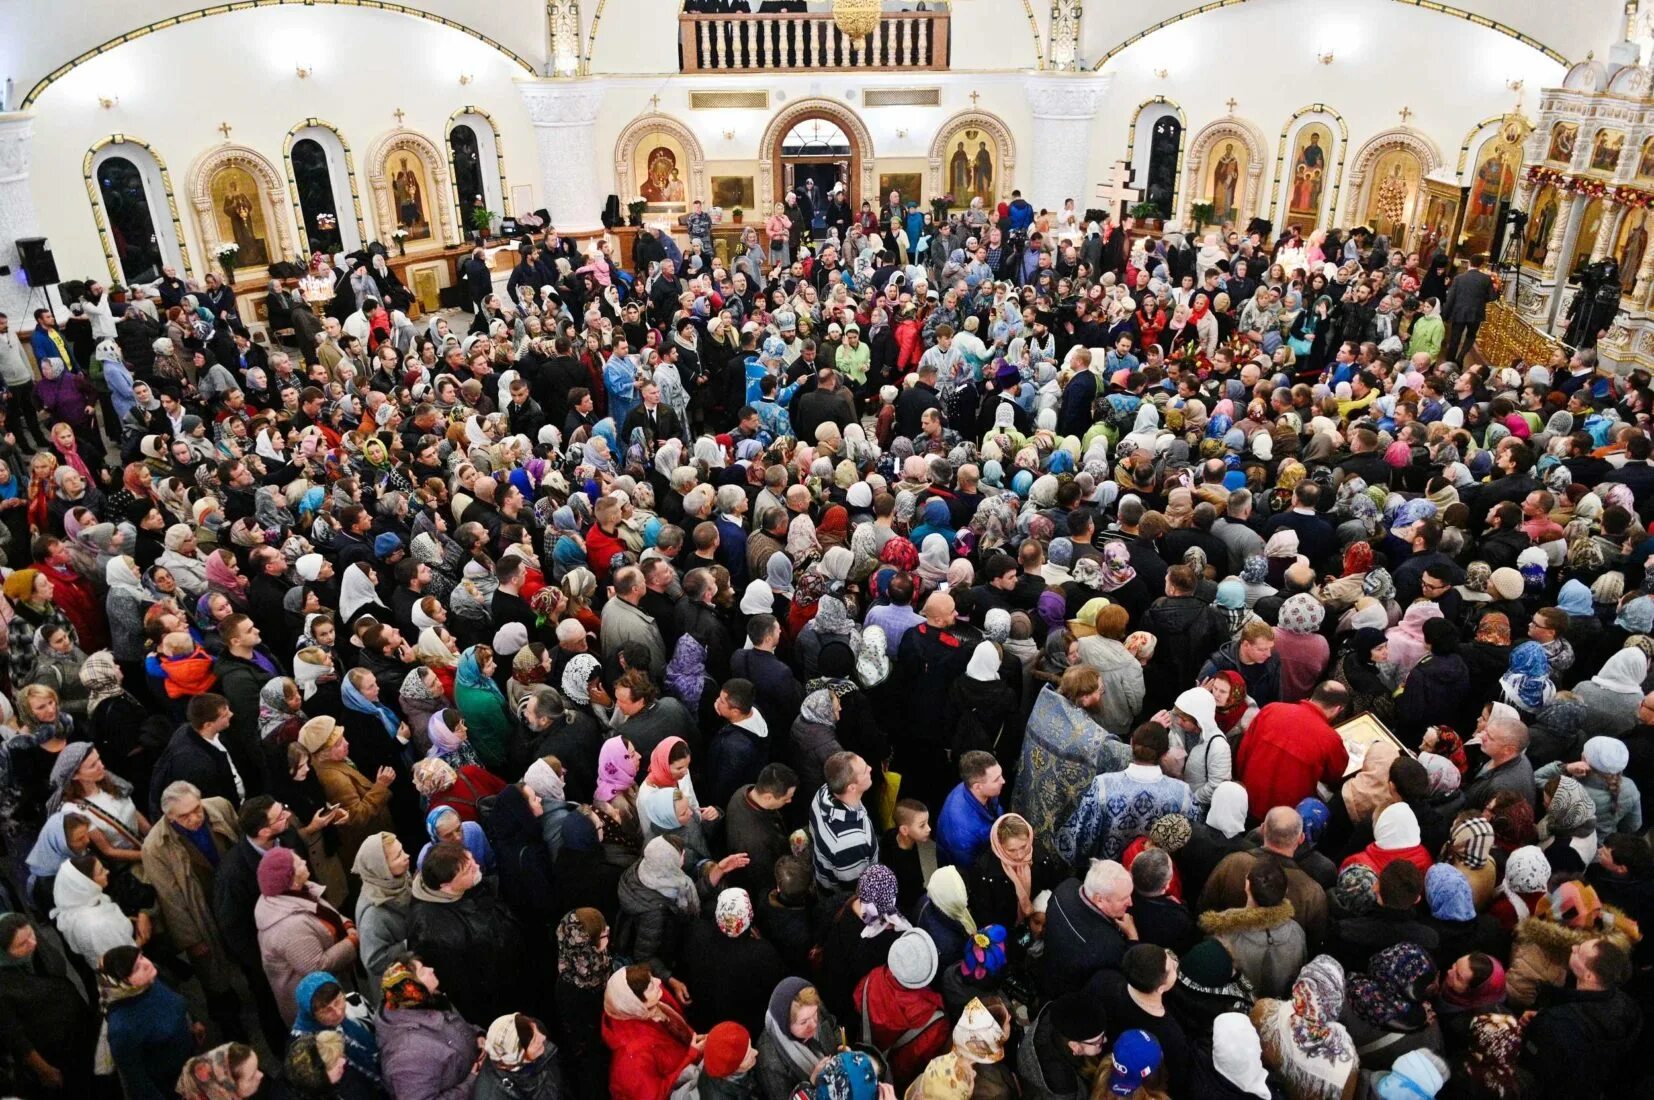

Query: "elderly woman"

xmin=299 ymin=716 xmax=395 ymax=866
xmin=253 ymin=846 xmax=358 ymax=1025
xmin=351 ymin=832 xmax=412 ymax=992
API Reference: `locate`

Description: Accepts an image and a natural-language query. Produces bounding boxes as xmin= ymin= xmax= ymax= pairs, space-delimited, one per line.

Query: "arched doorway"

xmin=759 ymin=98 xmax=874 ymax=214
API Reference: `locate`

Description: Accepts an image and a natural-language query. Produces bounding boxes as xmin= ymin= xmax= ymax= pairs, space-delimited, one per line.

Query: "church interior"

xmin=0 ymin=0 xmax=1644 ymax=359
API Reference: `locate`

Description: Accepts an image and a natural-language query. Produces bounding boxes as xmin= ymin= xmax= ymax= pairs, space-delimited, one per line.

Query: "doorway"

xmin=774 ymin=114 xmax=858 ymax=216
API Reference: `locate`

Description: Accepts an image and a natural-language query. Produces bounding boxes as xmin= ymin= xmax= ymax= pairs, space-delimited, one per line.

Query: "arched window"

xmin=783 ymin=119 xmax=851 ymax=156
xmin=287 ymin=123 xmax=361 ymax=254
xmin=447 ymin=112 xmax=506 ymax=235
xmin=449 ymin=124 xmax=486 ymax=235
xmin=1145 ymin=116 xmax=1183 ymax=220
xmin=90 ymin=141 xmax=184 ymax=285
xmin=291 ymin=140 xmax=343 ymax=253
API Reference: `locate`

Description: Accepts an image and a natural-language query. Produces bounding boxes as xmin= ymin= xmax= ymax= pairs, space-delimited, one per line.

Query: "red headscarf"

xmin=1211 ymin=670 xmax=1248 ymax=732
xmin=647 ymin=736 xmax=686 ymax=789
xmin=1343 ymin=541 xmax=1374 ymax=577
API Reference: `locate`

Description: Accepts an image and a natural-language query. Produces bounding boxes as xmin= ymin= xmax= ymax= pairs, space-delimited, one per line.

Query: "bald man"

xmin=1198 ymin=806 xmax=1330 ymax=948
xmin=894 ymin=592 xmax=973 ymax=807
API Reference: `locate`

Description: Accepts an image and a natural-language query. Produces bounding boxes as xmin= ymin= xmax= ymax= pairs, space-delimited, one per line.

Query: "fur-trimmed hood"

xmin=1513 ymin=903 xmax=1641 ymax=958
xmin=1198 ymin=900 xmax=1296 ymax=936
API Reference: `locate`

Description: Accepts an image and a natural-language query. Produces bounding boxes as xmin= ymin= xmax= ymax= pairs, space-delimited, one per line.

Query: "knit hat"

xmin=715 ymin=887 xmax=754 ymax=938
xmin=1488 ymin=567 xmax=1524 ymax=600
xmin=256 ymin=846 xmax=297 ymax=896
xmin=1107 ymin=1030 xmax=1162 ymax=1095
xmin=298 ymin=716 xmax=340 ymax=754
xmin=1584 ymin=735 xmax=1630 ymax=775
xmin=1179 ymin=938 xmax=1235 ymax=988
xmin=1049 ymin=992 xmax=1106 ymax=1044
xmin=888 ymin=928 xmax=939 ymax=989
xmin=701 ymin=1021 xmax=751 ymax=1078
xmin=296 ymin=554 xmax=325 ymax=582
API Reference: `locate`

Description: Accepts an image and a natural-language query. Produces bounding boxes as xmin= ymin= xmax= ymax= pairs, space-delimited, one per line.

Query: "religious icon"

xmin=636 ymin=133 xmax=689 ymax=212
xmin=1524 ymin=187 xmax=1558 ymax=266
xmin=1462 ymin=128 xmax=1522 ymax=259
xmin=1547 ymin=121 xmax=1578 ymax=164
xmin=391 ymin=155 xmax=431 ymax=240
xmin=1618 ymin=207 xmax=1649 ymax=289
xmin=1210 ymin=142 xmax=1241 ymax=223
xmin=1364 ymin=150 xmax=1419 ymax=241
xmin=942 ymin=126 xmax=996 ymax=207
xmin=1569 ymin=198 xmax=1605 ymax=274
xmin=210 ymin=166 xmax=269 ymax=267
xmin=1638 ymin=137 xmax=1654 ymax=179
xmin=1591 ymin=129 xmax=1626 ymax=173
xmin=642 ymin=146 xmax=686 ymax=204
xmin=1287 ymin=124 xmax=1331 ymax=222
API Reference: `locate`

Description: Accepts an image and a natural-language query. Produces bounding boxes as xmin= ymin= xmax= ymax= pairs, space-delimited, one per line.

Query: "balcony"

xmin=678 ymin=9 xmax=950 ymax=73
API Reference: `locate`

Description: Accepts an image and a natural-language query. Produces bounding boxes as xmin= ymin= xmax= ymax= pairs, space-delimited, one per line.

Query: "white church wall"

xmin=0 ymin=0 xmax=548 ymax=107
xmin=1086 ymin=0 xmax=1567 ymax=232
xmin=26 ymin=5 xmax=541 ymax=283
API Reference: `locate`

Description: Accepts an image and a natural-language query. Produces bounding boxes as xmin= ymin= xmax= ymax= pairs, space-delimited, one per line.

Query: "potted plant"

xmin=1190 ymin=201 xmax=1217 ymax=231
xmin=626 ymin=196 xmax=648 ymax=227
xmin=391 ymin=228 xmax=409 ymax=256
xmin=1130 ymin=200 xmax=1162 ymax=229
xmin=731 ymin=205 xmax=743 ymax=225
xmin=213 ymin=242 xmax=239 ymax=282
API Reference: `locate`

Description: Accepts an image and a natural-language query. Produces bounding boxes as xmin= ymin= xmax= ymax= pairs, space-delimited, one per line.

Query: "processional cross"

xmin=1095 ymin=160 xmax=1143 ymax=220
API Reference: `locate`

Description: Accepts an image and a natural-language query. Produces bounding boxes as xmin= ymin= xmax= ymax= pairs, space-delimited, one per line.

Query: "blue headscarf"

xmin=342 ymin=676 xmax=400 ymax=738
xmin=1617 ymin=596 xmax=1654 ymax=634
xmin=1296 ymin=797 xmax=1330 ymax=844
xmin=24 ymin=810 xmax=78 ymax=890
xmin=1500 ymin=641 xmax=1554 ymax=712
xmin=1557 ymin=578 xmax=1594 ymax=618
xmin=291 ymin=970 xmax=382 ymax=1084
xmin=419 ymin=807 xmax=495 ymax=873
xmin=456 ymin=646 xmax=507 ymax=703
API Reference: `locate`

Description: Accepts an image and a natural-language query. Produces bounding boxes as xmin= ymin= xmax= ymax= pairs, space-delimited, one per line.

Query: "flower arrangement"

xmin=627 ymin=196 xmax=648 ymax=217
xmin=391 ymin=228 xmax=409 ymax=240
xmin=1166 ymin=339 xmax=1210 ymax=378
xmin=315 ymin=212 xmax=338 ymax=231
xmin=213 ymin=242 xmax=240 ymax=262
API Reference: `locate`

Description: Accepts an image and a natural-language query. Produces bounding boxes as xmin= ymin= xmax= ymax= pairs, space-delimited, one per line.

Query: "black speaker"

xmin=15 ymin=237 xmax=58 ymax=286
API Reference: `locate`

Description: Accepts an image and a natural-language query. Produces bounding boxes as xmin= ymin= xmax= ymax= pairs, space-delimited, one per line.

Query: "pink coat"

xmin=254 ymin=884 xmax=358 ymax=1024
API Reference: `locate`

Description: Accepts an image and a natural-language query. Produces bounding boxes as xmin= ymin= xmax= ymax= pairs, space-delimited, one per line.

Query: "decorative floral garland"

xmin=1524 ymin=163 xmax=1654 ymax=205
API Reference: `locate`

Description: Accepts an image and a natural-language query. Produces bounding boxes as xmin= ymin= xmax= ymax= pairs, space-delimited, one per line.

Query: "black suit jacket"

xmin=1445 ymin=269 xmax=1496 ymax=324
xmin=622 ymin=403 xmax=684 ymax=445
xmin=149 ymin=726 xmax=240 ymax=818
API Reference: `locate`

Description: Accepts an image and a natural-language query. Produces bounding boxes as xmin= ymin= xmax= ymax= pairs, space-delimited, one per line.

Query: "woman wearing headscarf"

xmin=105 ymin=554 xmax=152 ymax=673
xmin=965 ymin=813 xmax=1063 ymax=932
xmin=1273 ymin=594 xmax=1330 ymax=704
xmin=1424 ymin=863 xmax=1506 ymax=967
xmin=1487 ymin=845 xmax=1551 ymax=936
xmin=4 ymin=568 xmax=75 ymax=689
xmin=614 ymin=835 xmax=702 ymax=979
xmin=1385 ymin=601 xmax=1444 ymax=683
xmin=1537 ymin=735 xmax=1642 ymax=843
xmin=1535 ymin=773 xmax=1600 ymax=876
xmin=1342 ymin=802 xmax=1433 ymax=878
xmin=1574 ymin=647 xmax=1648 ymax=734
xmin=1180 ymin=782 xmax=1254 ymax=908
xmin=350 ymin=832 xmax=411 ymax=992
xmin=290 ymin=970 xmax=383 ymax=1098
xmin=601 ymin=963 xmax=699 ymax=1100
xmin=1190 ymin=1011 xmax=1276 ymax=1099
xmin=175 ymin=1043 xmax=265 ymax=1100
xmin=1339 ymin=942 xmax=1444 ymax=1070
xmin=915 ymin=864 xmax=978 ymax=972
xmin=1251 ymin=954 xmax=1356 ymax=1100
xmin=50 ymin=853 xmax=140 ymax=970
xmin=1397 ymin=618 xmax=1471 ymax=748
xmin=757 ymin=977 xmax=840 ymax=1100
xmin=1440 ymin=816 xmax=1500 ymax=911
xmin=817 ymin=862 xmax=911 ymax=1022
xmin=453 ymin=644 xmax=515 ymax=773
xmin=555 ymin=909 xmax=613 ymax=1099
xmin=1332 ymin=628 xmax=1398 ymax=727
xmin=375 ymin=957 xmax=484 ymax=1100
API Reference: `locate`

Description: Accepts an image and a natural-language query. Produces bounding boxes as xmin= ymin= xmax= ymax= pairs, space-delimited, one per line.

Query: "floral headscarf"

xmin=1096 ymin=541 xmax=1137 ymax=592
xmin=1474 ymin=612 xmax=1512 ymax=647
xmin=1286 ymin=955 xmax=1352 ymax=1063
xmin=1277 ymin=593 xmax=1325 ymax=634
xmin=1346 ymin=942 xmax=1436 ymax=1029
xmin=556 ymin=909 xmax=610 ymax=990
xmin=1464 ymin=1014 xmax=1526 ymax=1098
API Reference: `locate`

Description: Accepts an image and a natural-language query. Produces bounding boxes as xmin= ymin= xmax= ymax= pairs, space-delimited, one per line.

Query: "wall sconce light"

xmin=1317 ymin=50 xmax=1334 ymax=65
xmin=98 ymin=95 xmax=119 ymax=110
xmin=896 ymin=128 xmax=909 ymax=139
xmin=458 ymin=73 xmax=474 ymax=86
xmin=1153 ymin=68 xmax=1168 ymax=79
xmin=295 ymin=64 xmax=312 ymax=79
xmin=722 ymin=129 xmax=735 ymax=140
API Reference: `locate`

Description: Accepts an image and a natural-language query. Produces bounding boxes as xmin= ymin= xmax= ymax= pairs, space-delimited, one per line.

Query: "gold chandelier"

xmin=832 ymin=0 xmax=882 ymax=39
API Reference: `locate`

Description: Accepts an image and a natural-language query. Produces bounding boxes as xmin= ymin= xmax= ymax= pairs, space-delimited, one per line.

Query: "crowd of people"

xmin=0 ymin=184 xmax=1648 ymax=1100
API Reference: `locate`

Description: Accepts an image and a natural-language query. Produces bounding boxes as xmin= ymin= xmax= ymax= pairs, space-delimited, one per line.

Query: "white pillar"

xmin=1022 ymin=74 xmax=1111 ymax=213
xmin=515 ymin=80 xmax=606 ymax=237
xmin=0 ymin=113 xmax=42 ymax=324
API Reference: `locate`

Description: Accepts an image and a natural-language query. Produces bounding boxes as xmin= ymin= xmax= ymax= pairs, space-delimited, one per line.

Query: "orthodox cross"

xmin=1095 ymin=160 xmax=1143 ymax=220
xmin=1225 ymin=97 xmax=1238 ymax=114
xmin=649 ymin=94 xmax=661 ymax=111
xmin=1398 ymin=106 xmax=1414 ymax=125
xmin=217 ymin=121 xmax=232 ymax=140
xmin=393 ymin=108 xmax=406 ymax=125
xmin=969 ymin=90 xmax=980 ymax=108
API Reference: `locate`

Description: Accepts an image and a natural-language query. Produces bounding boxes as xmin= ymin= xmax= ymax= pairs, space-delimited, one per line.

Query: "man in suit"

xmin=622 ymin=380 xmax=683 ymax=448
xmin=1443 ymin=253 xmax=1497 ymax=364
xmin=461 ymin=247 xmax=493 ymax=315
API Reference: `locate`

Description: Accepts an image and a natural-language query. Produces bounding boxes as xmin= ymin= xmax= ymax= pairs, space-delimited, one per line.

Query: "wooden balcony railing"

xmin=678 ymin=10 xmax=950 ymax=73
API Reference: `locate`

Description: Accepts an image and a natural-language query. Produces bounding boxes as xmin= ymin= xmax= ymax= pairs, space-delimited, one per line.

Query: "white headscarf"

xmin=1212 ymin=1013 xmax=1271 ymax=1098
xmin=339 ymin=561 xmax=381 ymax=622
xmin=1373 ymin=802 xmax=1421 ymax=850
xmin=965 ymin=641 xmax=1000 ymax=682
xmin=1205 ymin=782 xmax=1249 ymax=840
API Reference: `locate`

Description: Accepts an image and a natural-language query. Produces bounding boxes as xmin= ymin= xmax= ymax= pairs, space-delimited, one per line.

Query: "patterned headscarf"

xmin=715 ymin=887 xmax=755 ymax=938
xmin=556 ymin=909 xmax=610 ymax=990
xmin=1346 ymin=942 xmax=1436 ymax=1029
xmin=1286 ymin=956 xmax=1352 ymax=1063
xmin=1331 ymin=864 xmax=1378 ymax=916
xmin=1544 ymin=775 xmax=1597 ymax=835
xmin=1277 ymin=593 xmax=1325 ymax=634
xmin=1464 ymin=1014 xmax=1526 ymax=1098
xmin=1450 ymin=817 xmax=1495 ymax=870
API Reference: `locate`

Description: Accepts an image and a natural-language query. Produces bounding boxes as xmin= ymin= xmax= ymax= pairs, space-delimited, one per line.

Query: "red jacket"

xmin=1340 ymin=843 xmax=1433 ymax=877
xmin=1234 ymin=701 xmax=1348 ymax=816
xmin=893 ymin=319 xmax=923 ymax=372
xmin=585 ymin=523 xmax=627 ymax=585
xmin=853 ymin=966 xmax=949 ymax=1089
xmin=601 ymin=990 xmax=698 ymax=1100
xmin=426 ymin=765 xmax=506 ymax=822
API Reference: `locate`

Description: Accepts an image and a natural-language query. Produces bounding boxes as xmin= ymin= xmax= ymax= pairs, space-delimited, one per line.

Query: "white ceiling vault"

xmin=0 ymin=0 xmax=1624 ymax=111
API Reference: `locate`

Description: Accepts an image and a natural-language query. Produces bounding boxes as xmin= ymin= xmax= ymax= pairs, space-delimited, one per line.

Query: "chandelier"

xmin=832 ymin=0 xmax=881 ymax=39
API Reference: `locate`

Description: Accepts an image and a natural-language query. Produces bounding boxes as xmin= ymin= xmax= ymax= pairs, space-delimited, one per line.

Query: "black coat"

xmin=213 ymin=830 xmax=305 ymax=971
xmin=966 ymin=845 xmax=1064 ymax=931
xmin=408 ymin=885 xmax=531 ymax=1025
xmin=481 ymin=785 xmax=560 ymax=928
xmin=703 ymin=723 xmax=766 ymax=812
xmin=150 ymin=725 xmax=242 ymax=818
xmin=674 ymin=920 xmax=785 ymax=1036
